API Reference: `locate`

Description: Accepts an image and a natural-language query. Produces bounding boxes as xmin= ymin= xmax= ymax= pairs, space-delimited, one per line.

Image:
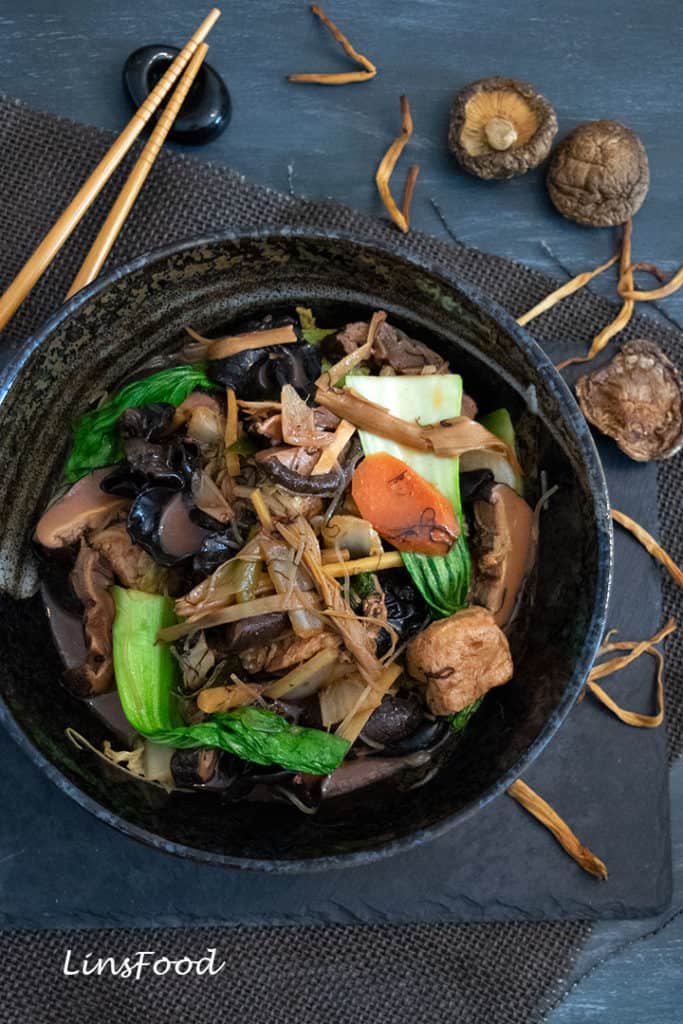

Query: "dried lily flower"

xmin=508 ymin=779 xmax=608 ymax=880
xmin=515 ymin=218 xmax=682 ymax=371
xmin=576 ymin=340 xmax=683 ymax=461
xmin=321 ymin=310 xmax=386 ymax=386
xmin=288 ymin=5 xmax=377 ymax=85
xmin=516 ymin=250 xmax=619 ymax=327
xmin=322 ymin=550 xmax=404 ymax=577
xmin=618 ymin=261 xmax=683 ymax=302
xmin=588 ymin=646 xmax=664 ymax=727
xmin=586 ymin=618 xmax=676 ymax=728
xmin=224 ymin=388 xmax=238 ymax=447
xmin=187 ymin=324 xmax=297 ymax=360
xmin=557 ymin=220 xmax=635 ymax=371
xmin=628 ymin=262 xmax=669 ymax=284
xmin=276 ymin=516 xmax=385 ymax=688
xmin=612 ymin=509 xmax=683 ymax=586
xmin=375 ymin=96 xmax=420 ymax=233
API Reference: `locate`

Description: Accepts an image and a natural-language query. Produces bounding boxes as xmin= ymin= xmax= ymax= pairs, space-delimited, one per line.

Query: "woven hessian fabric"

xmin=0 ymin=93 xmax=680 ymax=1024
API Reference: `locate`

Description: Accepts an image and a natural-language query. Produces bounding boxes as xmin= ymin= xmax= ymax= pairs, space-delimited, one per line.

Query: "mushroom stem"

xmin=484 ymin=117 xmax=518 ymax=151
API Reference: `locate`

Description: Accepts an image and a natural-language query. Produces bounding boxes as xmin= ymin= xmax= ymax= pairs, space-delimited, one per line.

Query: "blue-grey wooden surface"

xmin=1 ymin=0 xmax=682 ymax=1017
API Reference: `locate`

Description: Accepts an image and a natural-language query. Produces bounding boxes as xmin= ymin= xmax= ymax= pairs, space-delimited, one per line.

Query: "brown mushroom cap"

xmin=63 ymin=543 xmax=115 ymax=696
xmin=34 ymin=468 xmax=128 ymax=549
xmin=471 ymin=483 xmax=536 ymax=627
xmin=547 ymin=120 xmax=649 ymax=226
xmin=576 ymin=339 xmax=683 ymax=461
xmin=89 ymin=522 xmax=169 ymax=593
xmin=448 ymin=76 xmax=558 ymax=180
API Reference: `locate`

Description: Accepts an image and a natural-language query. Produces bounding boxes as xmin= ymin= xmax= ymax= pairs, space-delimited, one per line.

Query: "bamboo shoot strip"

xmin=322 ymin=551 xmax=404 ymax=577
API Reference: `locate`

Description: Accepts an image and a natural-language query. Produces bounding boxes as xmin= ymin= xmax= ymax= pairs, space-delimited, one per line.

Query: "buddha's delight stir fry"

xmin=36 ymin=309 xmax=536 ymax=810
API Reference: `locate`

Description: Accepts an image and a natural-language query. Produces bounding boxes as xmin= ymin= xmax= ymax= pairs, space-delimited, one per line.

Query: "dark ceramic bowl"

xmin=0 ymin=229 xmax=611 ymax=872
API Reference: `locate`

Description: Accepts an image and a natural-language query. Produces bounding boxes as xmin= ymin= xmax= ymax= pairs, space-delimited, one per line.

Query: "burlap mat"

xmin=0 ymin=94 xmax=680 ymax=1023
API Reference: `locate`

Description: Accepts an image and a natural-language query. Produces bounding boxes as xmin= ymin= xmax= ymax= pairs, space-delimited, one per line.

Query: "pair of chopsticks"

xmin=0 ymin=8 xmax=222 ymax=330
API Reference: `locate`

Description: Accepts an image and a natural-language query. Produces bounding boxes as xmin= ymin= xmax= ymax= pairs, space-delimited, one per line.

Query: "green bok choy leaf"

xmin=65 ymin=364 xmax=218 ymax=483
xmin=449 ymin=698 xmax=483 ymax=733
xmin=296 ymin=306 xmax=337 ymax=346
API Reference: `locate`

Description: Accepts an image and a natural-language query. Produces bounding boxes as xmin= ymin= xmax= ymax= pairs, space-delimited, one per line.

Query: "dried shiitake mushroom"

xmin=448 ymin=76 xmax=558 ymax=180
xmin=547 ymin=120 xmax=649 ymax=226
xmin=576 ymin=339 xmax=683 ymax=461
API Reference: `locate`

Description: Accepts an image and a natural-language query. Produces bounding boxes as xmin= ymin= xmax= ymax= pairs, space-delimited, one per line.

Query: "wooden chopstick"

xmin=0 ymin=8 xmax=221 ymax=332
xmin=65 ymin=43 xmax=209 ymax=299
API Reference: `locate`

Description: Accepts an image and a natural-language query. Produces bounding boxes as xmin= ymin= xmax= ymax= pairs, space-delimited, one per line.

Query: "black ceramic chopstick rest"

xmin=124 ymin=45 xmax=231 ymax=145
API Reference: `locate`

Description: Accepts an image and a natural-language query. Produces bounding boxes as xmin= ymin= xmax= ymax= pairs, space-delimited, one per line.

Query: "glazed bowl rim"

xmin=0 ymin=225 xmax=612 ymax=873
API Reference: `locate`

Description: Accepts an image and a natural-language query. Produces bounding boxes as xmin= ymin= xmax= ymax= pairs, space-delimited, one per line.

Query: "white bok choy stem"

xmin=263 ymin=647 xmax=340 ymax=700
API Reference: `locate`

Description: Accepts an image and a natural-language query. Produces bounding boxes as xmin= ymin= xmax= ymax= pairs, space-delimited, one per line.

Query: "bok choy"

xmin=460 ymin=407 xmax=523 ymax=494
xmin=350 ymin=374 xmax=471 ymax=617
xmin=296 ymin=306 xmax=336 ymax=346
xmin=449 ymin=697 xmax=483 ymax=733
xmin=112 ymin=588 xmax=350 ymax=775
xmin=66 ymin=364 xmax=219 ymax=483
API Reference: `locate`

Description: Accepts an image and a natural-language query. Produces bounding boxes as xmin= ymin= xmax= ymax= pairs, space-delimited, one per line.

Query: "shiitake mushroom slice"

xmin=362 ymin=693 xmax=424 ymax=745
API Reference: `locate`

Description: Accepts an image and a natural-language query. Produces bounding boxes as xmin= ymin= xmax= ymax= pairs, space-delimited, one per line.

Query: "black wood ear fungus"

xmin=547 ymin=120 xmax=649 ymax=226
xmin=448 ymin=76 xmax=558 ymax=180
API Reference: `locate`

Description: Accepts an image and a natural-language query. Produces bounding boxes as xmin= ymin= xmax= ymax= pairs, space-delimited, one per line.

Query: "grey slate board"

xmin=0 ymin=438 xmax=670 ymax=928
xmin=0 ymin=0 xmax=673 ymax=931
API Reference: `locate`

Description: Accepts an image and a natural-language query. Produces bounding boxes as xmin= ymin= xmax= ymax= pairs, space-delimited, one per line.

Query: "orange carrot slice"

xmin=352 ymin=452 xmax=459 ymax=556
